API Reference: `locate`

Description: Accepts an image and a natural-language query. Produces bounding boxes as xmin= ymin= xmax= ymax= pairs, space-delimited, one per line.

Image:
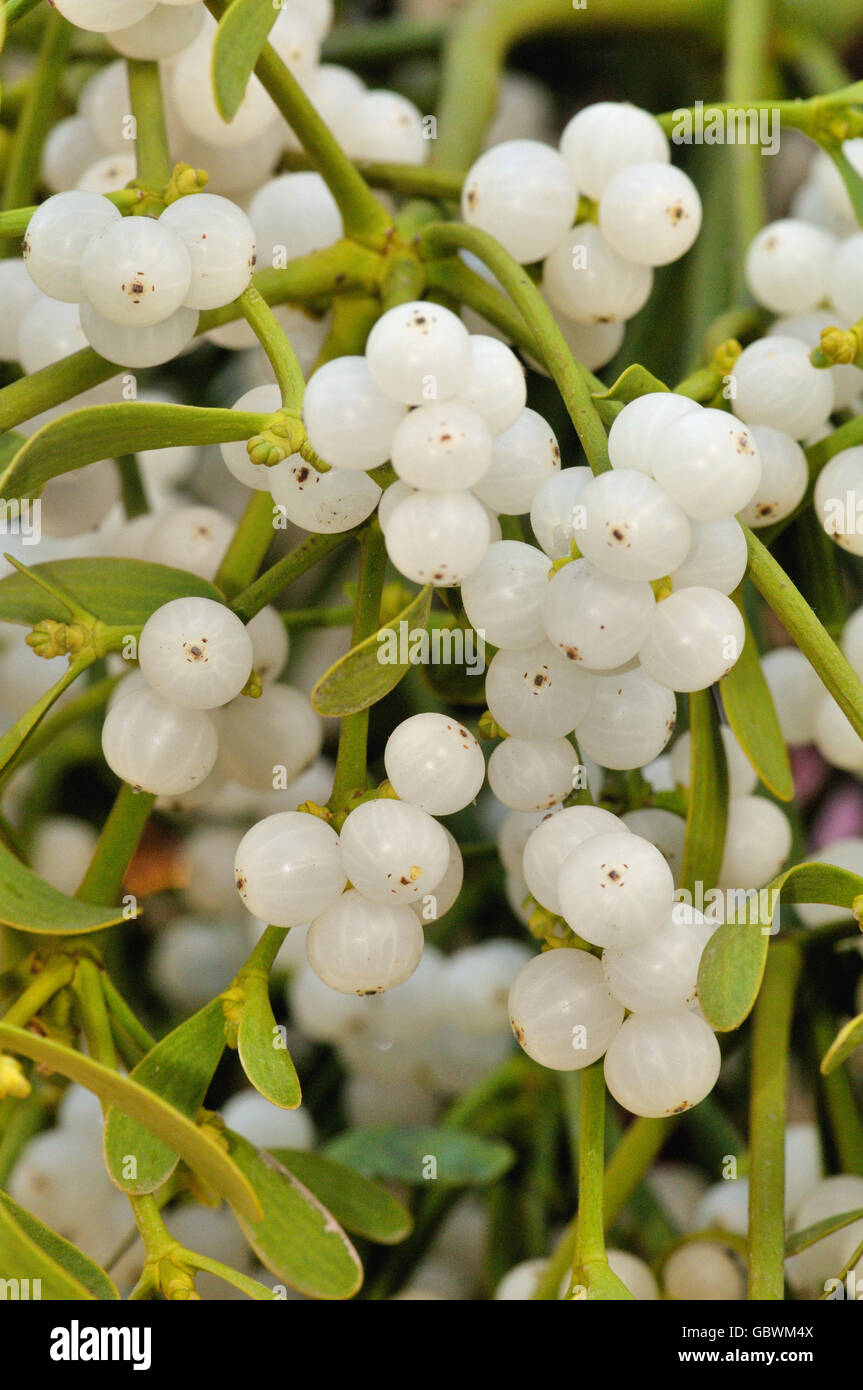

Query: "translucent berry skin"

xmin=744 ymin=219 xmax=836 ymax=315
xmin=159 ymin=194 xmax=256 ymax=311
xmin=543 ymin=223 xmax=653 ymax=326
xmin=829 ymin=232 xmax=863 ymax=321
xmin=529 ymin=467 xmax=593 ymax=559
xmin=731 ymin=336 xmax=835 ymax=441
xmin=384 ymin=490 xmax=491 ymax=587
xmin=143 ymin=504 xmax=233 ymax=580
xmin=341 ymin=90 xmax=428 ymax=165
xmin=302 ymin=356 xmax=408 ymax=471
xmin=738 ymin=424 xmax=807 ymax=528
xmin=218 ymin=684 xmax=323 ymax=791
xmin=557 ymin=830 xmax=674 ymax=949
xmin=814 ymin=447 xmax=863 ymax=557
xmin=541 ymin=558 xmax=655 ymax=670
xmin=559 ymin=102 xmax=670 ymax=200
xmin=81 ymin=217 xmax=192 ymax=327
xmin=508 ymin=949 xmax=624 ymax=1071
xmin=247 ymin=172 xmax=343 ymax=269
xmin=599 ymin=163 xmax=702 ymax=267
xmin=171 ymin=33 xmax=278 ymax=148
xmin=234 ymin=812 xmax=346 ymax=928
xmin=718 ymin=795 xmax=792 ymax=890
xmin=138 ymin=597 xmax=254 ymax=710
xmin=522 ymin=805 xmax=628 ymax=915
xmin=221 ymin=384 xmax=286 ymax=489
xmin=602 ymin=904 xmax=713 ymax=1015
xmin=472 ymin=408 xmax=561 ymax=516
xmin=577 ymin=469 xmax=692 ymax=582
xmin=79 ymin=302 xmax=199 ymax=368
xmin=485 ymin=641 xmax=595 ymax=740
xmin=461 ymin=140 xmax=578 ymax=265
xmin=338 ymin=800 xmax=450 ymax=905
xmin=487 ymin=736 xmax=576 ymax=812
xmin=101 ymin=688 xmax=218 ymax=796
xmin=390 ymin=401 xmax=493 ymax=492
xmin=639 ymin=587 xmax=745 ymax=692
xmin=760 ymin=647 xmax=824 ymax=746
xmin=384 ymin=713 xmax=485 ymax=816
xmin=575 ymin=666 xmax=677 ymax=771
xmin=663 ymin=1242 xmax=746 ymax=1301
xmin=23 ymin=192 xmax=121 ymax=303
xmin=445 ymin=940 xmax=532 ymax=1038
xmin=270 ymin=461 xmax=381 ymax=536
xmin=108 ymin=3 xmax=203 ymax=59
xmin=607 ymin=391 xmax=699 ymax=476
xmin=365 ymin=301 xmax=472 ymax=406
xmin=455 ymin=336 xmax=527 ymax=435
xmin=306 ymin=889 xmax=424 ymax=995
xmin=603 ymin=1011 xmax=721 ymax=1118
xmin=670 ymin=518 xmax=748 ymax=596
xmin=53 ymin=0 xmax=156 ymax=32
xmin=654 ymin=409 xmax=762 ymax=522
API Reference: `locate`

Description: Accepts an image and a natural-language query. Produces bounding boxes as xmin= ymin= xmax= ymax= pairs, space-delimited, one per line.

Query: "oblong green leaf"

xmin=0 ymin=403 xmax=270 ymax=500
xmin=237 ymin=974 xmax=301 ymax=1111
xmin=0 ymin=839 xmax=133 ymax=935
xmin=0 ymin=1023 xmax=261 ymax=1222
xmin=0 ymin=1191 xmax=119 ymax=1300
xmin=591 ymin=363 xmax=669 ymax=425
xmin=821 ymin=1013 xmax=863 ymax=1075
xmin=699 ymin=862 xmax=863 ymax=1032
xmin=0 ymin=557 xmax=223 ymax=627
xmin=270 ymin=1148 xmax=412 ymax=1245
xmin=323 ymin=1125 xmax=515 ymax=1186
xmin=720 ymin=593 xmax=793 ymax=802
xmin=212 ymin=0 xmax=279 ymax=121
xmin=311 ymin=585 xmax=432 ymax=716
xmin=104 ymin=998 xmax=227 ymax=1194
xmin=786 ymin=1207 xmax=863 ymax=1256
xmin=227 ymin=1132 xmax=362 ymax=1300
xmin=678 ymin=689 xmax=729 ymax=898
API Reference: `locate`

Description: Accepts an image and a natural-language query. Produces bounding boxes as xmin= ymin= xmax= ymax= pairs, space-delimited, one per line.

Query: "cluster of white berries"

xmin=101 ymin=596 xmax=320 ymax=798
xmin=234 ymin=709 xmax=486 ymax=996
xmin=461 ymin=102 xmax=702 ymax=372
xmin=504 ymin=806 xmax=722 ymax=1118
xmin=21 ymin=187 xmax=256 ymax=368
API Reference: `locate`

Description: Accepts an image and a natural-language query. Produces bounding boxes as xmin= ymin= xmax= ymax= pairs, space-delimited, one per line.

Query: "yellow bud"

xmin=0 ymin=1054 xmax=31 ymax=1100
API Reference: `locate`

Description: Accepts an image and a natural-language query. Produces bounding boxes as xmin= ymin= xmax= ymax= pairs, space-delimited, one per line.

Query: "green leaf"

xmin=0 ymin=1023 xmax=262 ymax=1222
xmin=590 ymin=363 xmax=669 ymax=425
xmin=698 ymin=862 xmax=863 ymax=1032
xmin=0 ymin=403 xmax=270 ymax=500
xmin=104 ymin=999 xmax=227 ymax=1195
xmin=821 ymin=1013 xmax=863 ymax=1075
xmin=0 ymin=557 xmax=223 ymax=627
xmin=0 ymin=431 xmax=24 ymax=468
xmin=311 ymin=585 xmax=433 ymax=717
xmin=0 ymin=1191 xmax=119 ymax=1300
xmin=678 ymin=689 xmax=729 ymax=898
xmin=270 ymin=1148 xmax=412 ymax=1245
xmin=786 ymin=1207 xmax=863 ymax=1256
xmin=719 ymin=593 xmax=793 ymax=802
xmin=237 ymin=974 xmax=301 ymax=1111
xmin=323 ymin=1125 xmax=515 ymax=1186
xmin=212 ymin=0 xmax=279 ymax=121
xmin=0 ymin=838 xmax=133 ymax=935
xmin=226 ymin=1132 xmax=362 ymax=1300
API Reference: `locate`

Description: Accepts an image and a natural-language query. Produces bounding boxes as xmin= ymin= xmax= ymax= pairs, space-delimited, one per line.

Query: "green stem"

xmin=747 ymin=939 xmax=802 ymax=1300
xmin=1 ymin=8 xmax=72 ymax=215
xmin=723 ymin=0 xmax=770 ymax=295
xmin=205 ymin=0 xmax=391 ymax=250
xmin=573 ymin=1062 xmax=607 ymax=1269
xmin=116 ymin=455 xmax=149 ymax=520
xmin=229 ymin=526 xmax=355 ymax=623
xmin=72 ymin=955 xmax=118 ymax=1075
xmin=280 ymin=150 xmax=463 ymax=202
xmin=4 ymin=0 xmax=45 ymax=24
xmin=777 ymin=27 xmax=852 ymax=93
xmin=126 ymin=60 xmax=172 ymax=189
xmin=0 ymin=674 xmax=120 ymax=785
xmin=183 ymin=1249 xmax=276 ymax=1300
xmin=282 ymin=605 xmax=353 ymax=631
xmin=100 ymin=972 xmax=156 ymax=1056
xmin=213 ymin=491 xmax=276 ymax=602
xmin=1 ymin=953 xmax=75 ymax=1028
xmin=238 ymin=283 xmax=306 ymax=408
xmin=75 ymin=784 xmax=157 ymax=907
xmin=0 ymin=189 xmax=143 ymax=240
xmin=420 ymin=222 xmax=610 ymax=473
xmin=328 ymin=523 xmax=387 ymax=811
xmin=241 ymin=923 xmax=289 ymax=978
xmin=744 ymin=525 xmax=863 ymax=740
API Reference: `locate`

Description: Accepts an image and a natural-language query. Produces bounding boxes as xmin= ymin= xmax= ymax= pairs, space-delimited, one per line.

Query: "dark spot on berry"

xmin=612 ymin=528 xmax=625 ymax=541
xmin=533 ymin=673 xmax=546 ymax=686
xmin=235 ymin=875 xmax=246 ymax=893
xmin=608 ymin=868 xmax=620 ymax=881
xmin=668 ymin=201 xmax=688 ymax=223
xmin=296 ymin=466 xmax=310 ymax=482
xmin=564 ymin=646 xmax=579 ymax=661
